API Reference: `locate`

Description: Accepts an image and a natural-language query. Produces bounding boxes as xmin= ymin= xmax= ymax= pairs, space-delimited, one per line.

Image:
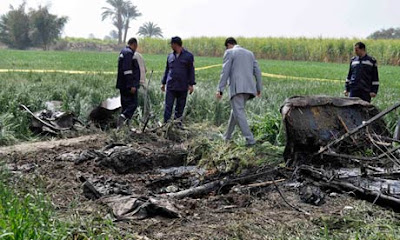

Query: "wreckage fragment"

xmin=78 ymin=176 xmax=180 ymax=220
xmin=298 ymin=166 xmax=400 ymax=212
xmin=79 ymin=175 xmax=132 ymax=200
xmin=20 ymin=103 xmax=83 ymax=134
xmin=72 ymin=144 xmax=188 ymax=174
xmin=281 ymin=96 xmax=389 ymax=166
xmin=311 ymin=102 xmax=400 ymax=173
xmin=299 ymin=184 xmax=325 ymax=206
xmin=102 ymin=195 xmax=181 ymax=220
xmin=99 ymin=145 xmax=188 ymax=174
xmin=89 ymin=96 xmax=121 ymax=128
xmin=282 ymin=96 xmax=400 ymax=211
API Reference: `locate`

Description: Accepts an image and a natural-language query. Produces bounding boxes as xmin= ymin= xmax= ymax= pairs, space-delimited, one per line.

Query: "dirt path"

xmin=0 ymin=134 xmax=106 ymax=156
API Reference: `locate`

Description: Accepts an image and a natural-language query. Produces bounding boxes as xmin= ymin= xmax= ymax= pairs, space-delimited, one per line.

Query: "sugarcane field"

xmin=2 ymin=1 xmax=400 ymax=239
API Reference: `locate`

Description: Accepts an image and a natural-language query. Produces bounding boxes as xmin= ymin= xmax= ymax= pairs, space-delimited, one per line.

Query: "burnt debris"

xmin=282 ymin=96 xmax=400 ymax=211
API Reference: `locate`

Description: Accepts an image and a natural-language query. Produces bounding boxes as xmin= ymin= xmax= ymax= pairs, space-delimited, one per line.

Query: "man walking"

xmin=116 ymin=38 xmax=141 ymax=127
xmin=217 ymin=37 xmax=262 ymax=146
xmin=344 ymin=42 xmax=379 ymax=102
xmin=161 ymin=36 xmax=195 ymax=125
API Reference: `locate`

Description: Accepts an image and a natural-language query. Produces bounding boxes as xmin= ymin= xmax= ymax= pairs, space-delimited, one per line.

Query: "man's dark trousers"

xmin=120 ymin=89 xmax=138 ymax=119
xmin=164 ymin=90 xmax=188 ymax=123
xmin=350 ymin=89 xmax=371 ymax=102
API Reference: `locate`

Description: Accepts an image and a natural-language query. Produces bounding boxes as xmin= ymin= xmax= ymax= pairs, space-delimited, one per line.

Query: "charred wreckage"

xmin=281 ymin=96 xmax=400 ymax=211
xmin=17 ymin=95 xmax=400 ymax=220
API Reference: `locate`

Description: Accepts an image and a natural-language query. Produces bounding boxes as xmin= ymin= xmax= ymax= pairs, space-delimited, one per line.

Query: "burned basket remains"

xmin=281 ymin=96 xmax=400 ymax=212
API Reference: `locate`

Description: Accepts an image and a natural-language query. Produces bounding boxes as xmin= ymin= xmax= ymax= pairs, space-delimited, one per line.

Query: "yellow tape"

xmin=195 ymin=64 xmax=222 ymax=70
xmin=195 ymin=64 xmax=342 ymax=83
xmin=194 ymin=64 xmax=342 ymax=83
xmin=0 ymin=65 xmax=221 ymax=75
xmin=261 ymin=72 xmax=342 ymax=83
xmin=0 ymin=69 xmax=116 ymax=75
xmin=0 ymin=64 xmax=222 ymax=75
xmin=0 ymin=64 xmax=343 ymax=83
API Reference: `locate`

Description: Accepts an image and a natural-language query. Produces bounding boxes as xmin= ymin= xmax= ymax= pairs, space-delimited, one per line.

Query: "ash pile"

xmin=281 ymin=96 xmax=400 ymax=211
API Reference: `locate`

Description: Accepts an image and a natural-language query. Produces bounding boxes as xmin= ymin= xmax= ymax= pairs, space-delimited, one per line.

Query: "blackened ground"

xmin=0 ymin=133 xmax=393 ymax=240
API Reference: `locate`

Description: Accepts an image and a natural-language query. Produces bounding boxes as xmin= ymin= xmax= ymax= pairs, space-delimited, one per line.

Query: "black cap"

xmin=170 ymin=36 xmax=182 ymax=46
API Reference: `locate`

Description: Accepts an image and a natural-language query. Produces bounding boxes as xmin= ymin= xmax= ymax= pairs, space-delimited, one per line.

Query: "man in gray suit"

xmin=216 ymin=37 xmax=262 ymax=146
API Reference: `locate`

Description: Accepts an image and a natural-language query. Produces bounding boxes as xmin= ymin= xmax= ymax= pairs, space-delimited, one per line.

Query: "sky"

xmin=0 ymin=0 xmax=399 ymax=40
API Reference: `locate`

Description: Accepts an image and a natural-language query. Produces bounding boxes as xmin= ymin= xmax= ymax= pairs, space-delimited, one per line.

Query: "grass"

xmin=221 ymin=197 xmax=400 ymax=240
xmin=0 ymin=165 xmax=131 ymax=239
xmin=315 ymin=202 xmax=400 ymax=240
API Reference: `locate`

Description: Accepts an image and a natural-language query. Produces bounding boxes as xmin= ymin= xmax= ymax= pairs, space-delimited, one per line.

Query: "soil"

xmin=0 ymin=133 xmax=368 ymax=240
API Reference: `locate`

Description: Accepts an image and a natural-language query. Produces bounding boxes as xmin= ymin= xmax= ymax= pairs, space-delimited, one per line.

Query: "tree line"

xmin=101 ymin=0 xmax=163 ymax=43
xmin=0 ymin=0 xmax=164 ymax=50
xmin=368 ymin=28 xmax=400 ymax=40
xmin=0 ymin=3 xmax=67 ymax=50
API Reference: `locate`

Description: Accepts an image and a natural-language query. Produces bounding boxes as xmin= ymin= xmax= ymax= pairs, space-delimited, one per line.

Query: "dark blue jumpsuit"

xmin=345 ymin=54 xmax=379 ymax=102
xmin=116 ymin=46 xmax=140 ymax=119
xmin=162 ymin=49 xmax=196 ymax=123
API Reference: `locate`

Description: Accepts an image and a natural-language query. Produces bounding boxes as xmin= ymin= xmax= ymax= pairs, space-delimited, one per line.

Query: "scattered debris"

xmin=102 ymin=195 xmax=180 ymax=220
xmin=147 ymin=166 xmax=206 ymax=194
xmin=282 ymin=96 xmax=400 ymax=212
xmin=81 ymin=178 xmax=103 ymax=200
xmin=281 ymin=96 xmax=388 ymax=166
xmin=56 ymin=150 xmax=103 ymax=164
xmin=6 ymin=163 xmax=37 ymax=174
xmin=273 ymin=180 xmax=311 ymax=216
xmin=315 ymin=103 xmax=400 ymax=169
xmin=20 ymin=102 xmax=84 ymax=134
xmin=297 ymin=165 xmax=400 ymax=212
xmin=89 ymin=96 xmax=121 ymax=128
xmin=299 ymin=183 xmax=325 ymax=206
xmin=77 ymin=174 xmax=180 ymax=220
xmin=166 ymin=179 xmax=223 ymax=199
xmin=7 ymin=94 xmax=400 ymax=238
xmin=84 ymin=144 xmax=188 ymax=174
xmin=65 ymin=134 xmax=287 ymax=220
xmin=79 ymin=175 xmax=132 ymax=200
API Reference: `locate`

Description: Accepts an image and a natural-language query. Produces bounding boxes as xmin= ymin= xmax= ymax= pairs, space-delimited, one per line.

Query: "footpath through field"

xmin=0 ymin=64 xmax=342 ymax=83
xmin=0 ymin=134 xmax=106 ymax=156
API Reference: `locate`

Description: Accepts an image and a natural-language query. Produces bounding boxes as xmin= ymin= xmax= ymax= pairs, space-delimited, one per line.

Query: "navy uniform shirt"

xmin=345 ymin=54 xmax=379 ymax=94
xmin=116 ymin=46 xmax=140 ymax=91
xmin=162 ymin=48 xmax=196 ymax=91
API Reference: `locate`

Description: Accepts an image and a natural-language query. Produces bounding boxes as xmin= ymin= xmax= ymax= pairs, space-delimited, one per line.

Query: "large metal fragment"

xmin=298 ymin=166 xmax=400 ymax=212
xmin=283 ymin=96 xmax=400 ymax=211
xmin=21 ymin=103 xmax=81 ymax=134
xmin=281 ymin=96 xmax=389 ymax=165
xmin=89 ymin=96 xmax=121 ymax=127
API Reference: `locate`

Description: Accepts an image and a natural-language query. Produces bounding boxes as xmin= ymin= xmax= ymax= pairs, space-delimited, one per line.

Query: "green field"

xmin=61 ymin=37 xmax=400 ymax=65
xmin=0 ymin=49 xmax=400 ymax=145
xmin=123 ymin=37 xmax=400 ymax=65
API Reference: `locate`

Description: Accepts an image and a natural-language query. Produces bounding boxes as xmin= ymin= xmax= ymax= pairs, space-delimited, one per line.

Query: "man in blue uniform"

xmin=344 ymin=42 xmax=379 ymax=102
xmin=161 ymin=36 xmax=195 ymax=125
xmin=116 ymin=38 xmax=141 ymax=127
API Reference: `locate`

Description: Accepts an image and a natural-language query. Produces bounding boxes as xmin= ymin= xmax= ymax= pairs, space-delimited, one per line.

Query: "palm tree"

xmin=137 ymin=22 xmax=163 ymax=38
xmin=101 ymin=0 xmax=126 ymax=44
xmin=122 ymin=2 xmax=141 ymax=44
